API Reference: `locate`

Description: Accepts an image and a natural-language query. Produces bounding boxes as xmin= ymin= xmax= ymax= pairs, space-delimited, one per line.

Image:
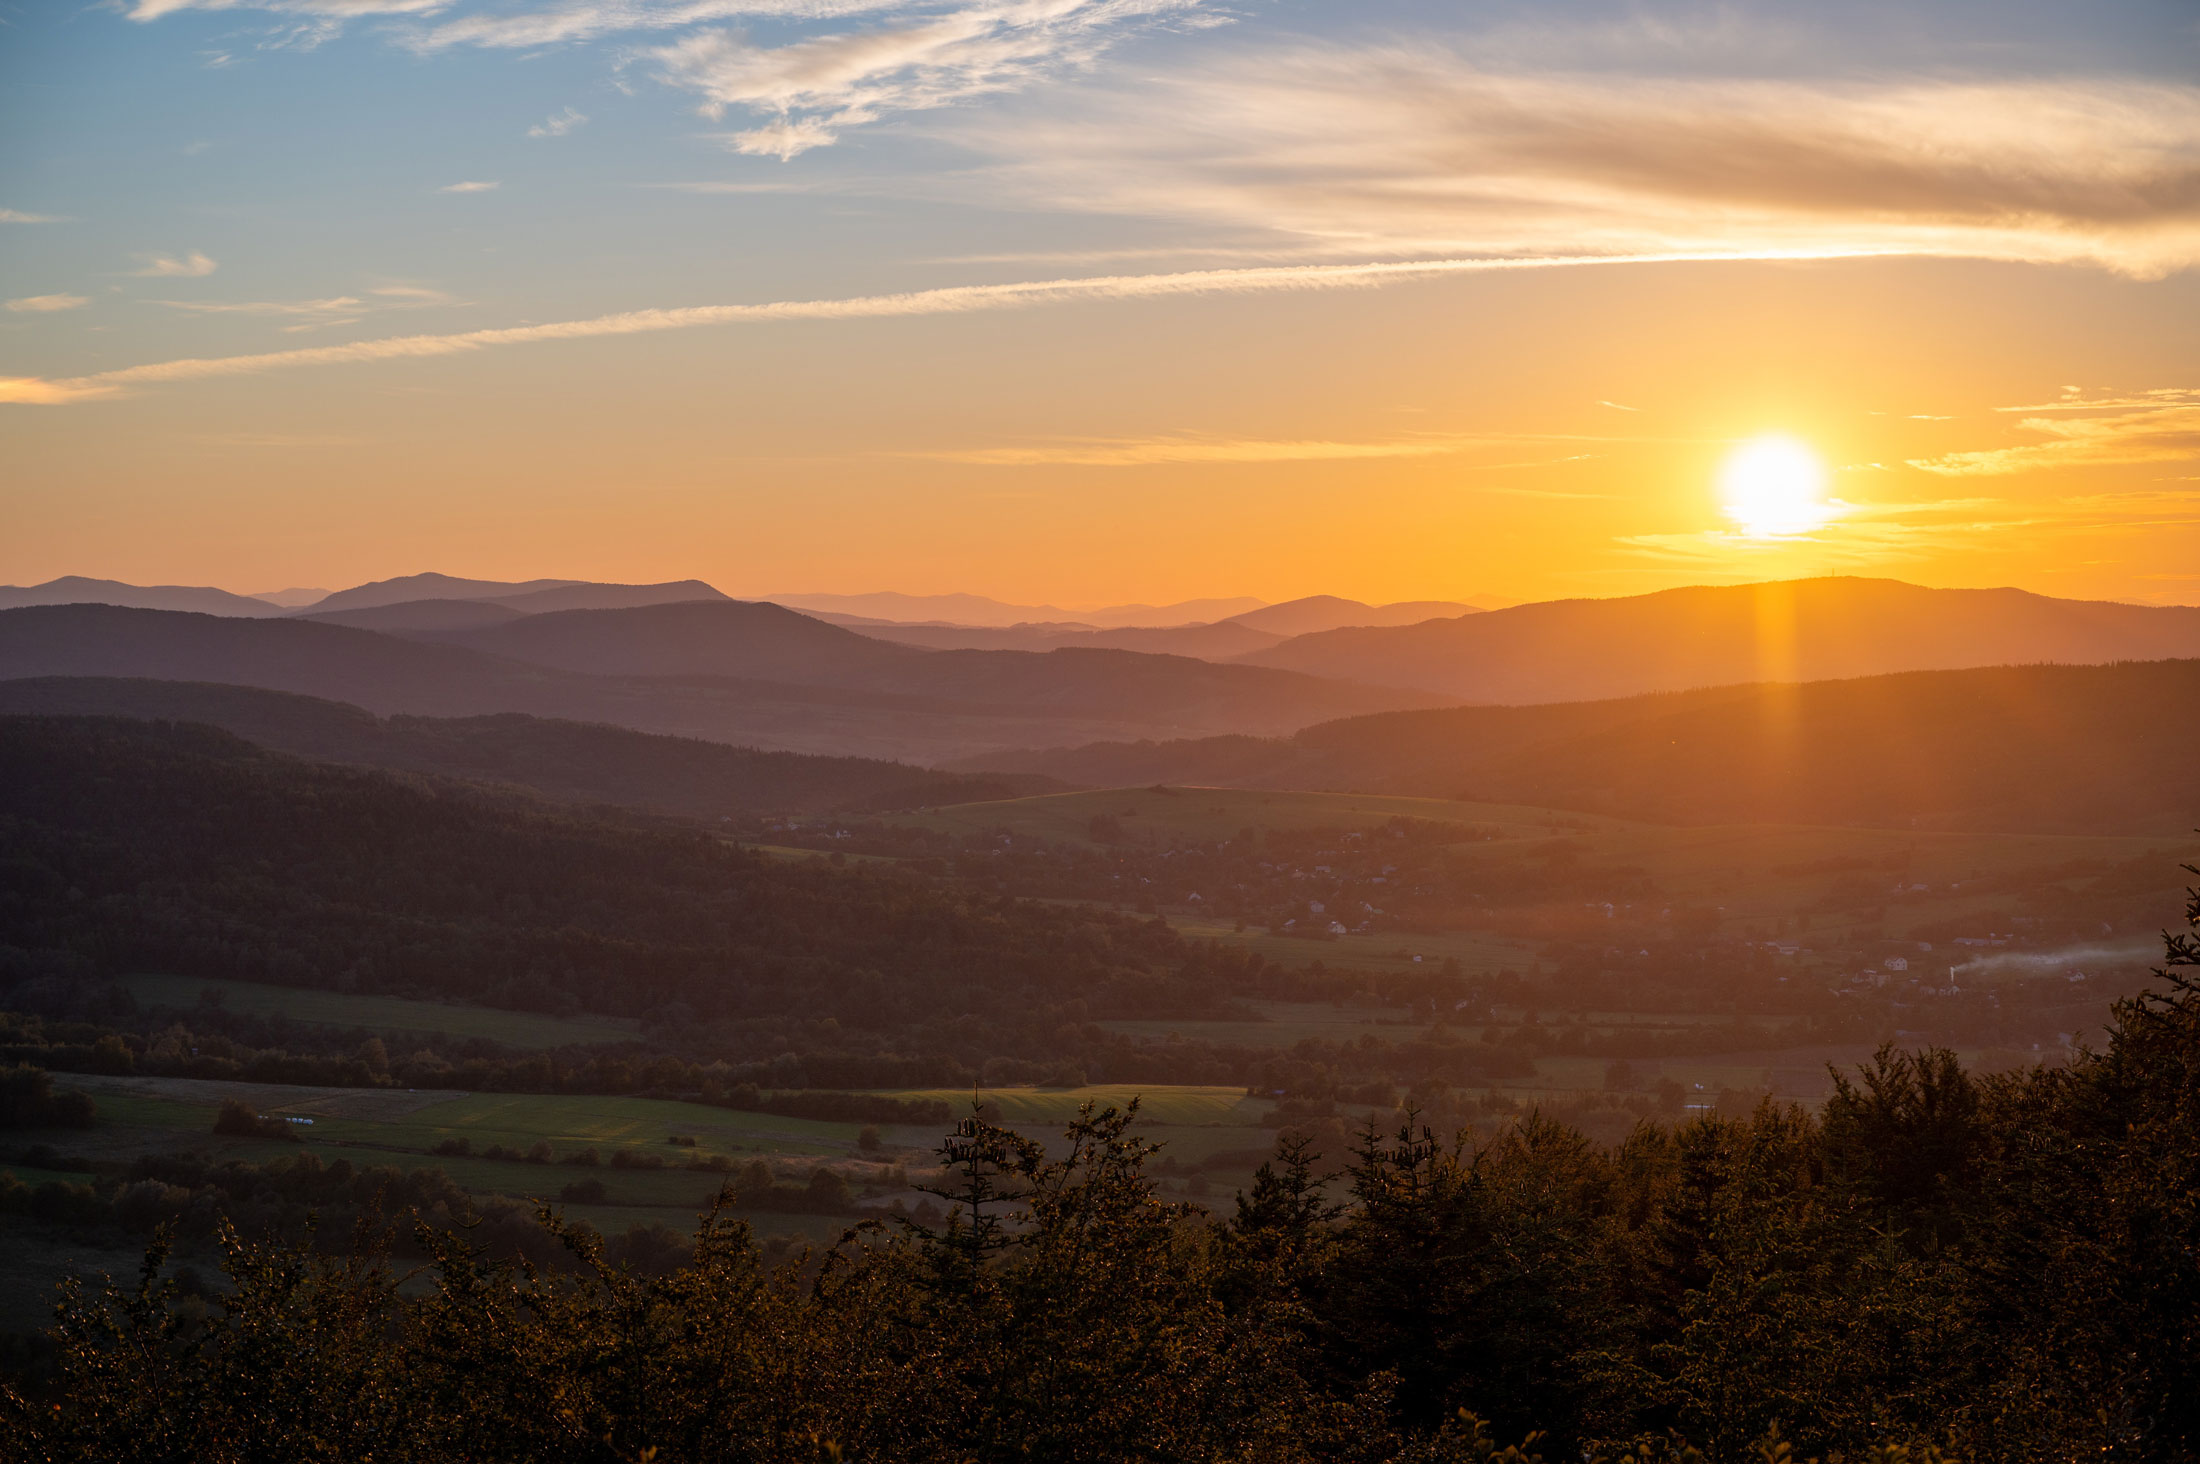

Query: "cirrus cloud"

xmin=6 ymin=294 xmax=90 ymax=313
xmin=942 ymin=47 xmax=2200 ymax=276
xmin=1912 ymin=389 xmax=2200 ymax=476
xmin=131 ymin=250 xmax=219 ymax=277
xmin=648 ymin=0 xmax=1210 ymax=158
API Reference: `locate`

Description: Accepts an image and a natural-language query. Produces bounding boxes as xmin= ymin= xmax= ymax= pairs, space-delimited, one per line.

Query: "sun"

xmin=1719 ymin=435 xmax=1831 ymax=538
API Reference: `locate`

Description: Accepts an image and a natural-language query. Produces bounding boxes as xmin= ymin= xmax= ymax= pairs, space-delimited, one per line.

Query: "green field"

xmin=119 ymin=974 xmax=641 ymax=1049
xmin=1101 ymin=1000 xmax=1437 ymax=1049
xmin=882 ymin=786 xmax=1610 ymax=850
xmin=872 ymin=1084 xmax=1269 ymax=1128
xmin=45 ymin=1075 xmax=1288 ymax=1231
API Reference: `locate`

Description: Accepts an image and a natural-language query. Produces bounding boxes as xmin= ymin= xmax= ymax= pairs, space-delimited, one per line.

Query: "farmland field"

xmin=882 ymin=785 xmax=1613 ymax=850
xmin=119 ymin=974 xmax=641 ymax=1049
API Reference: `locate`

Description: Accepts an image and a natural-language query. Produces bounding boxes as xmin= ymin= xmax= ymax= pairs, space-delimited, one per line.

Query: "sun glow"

xmin=1720 ymin=435 xmax=1831 ymax=538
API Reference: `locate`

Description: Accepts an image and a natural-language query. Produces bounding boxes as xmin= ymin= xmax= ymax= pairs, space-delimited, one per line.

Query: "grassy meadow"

xmin=119 ymin=974 xmax=642 ymax=1050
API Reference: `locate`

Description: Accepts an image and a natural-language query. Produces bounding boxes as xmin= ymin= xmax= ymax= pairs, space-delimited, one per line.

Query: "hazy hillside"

xmin=303 ymin=572 xmax=591 ymax=614
xmin=837 ymin=618 xmax=1286 ymax=659
xmin=959 ymin=658 xmax=2200 ymax=836
xmin=438 ymin=600 xmax=1451 ymax=728
xmin=0 ymin=605 xmax=1446 ymax=763
xmin=442 ymin=599 xmax=921 ymax=681
xmin=484 ymin=579 xmax=728 ymax=614
xmin=0 ymin=678 xmax=1060 ymax=816
xmin=1227 ymin=595 xmax=1478 ymax=637
xmin=0 ymin=576 xmax=283 ymax=617
xmin=1236 ymin=577 xmax=2200 ymax=700
xmin=302 ymin=598 xmax=533 ymax=632
xmin=770 ymin=590 xmax=1268 ymax=628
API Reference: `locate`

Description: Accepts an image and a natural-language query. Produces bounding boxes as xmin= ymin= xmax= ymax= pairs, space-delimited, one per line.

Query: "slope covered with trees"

xmin=0 ymin=679 xmax=1058 ymax=816
xmin=963 ymin=658 xmax=2200 ymax=836
xmin=0 ymin=717 xmax=1178 ymax=1049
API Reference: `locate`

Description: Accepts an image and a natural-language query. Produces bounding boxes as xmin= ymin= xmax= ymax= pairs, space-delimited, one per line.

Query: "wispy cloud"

xmin=128 ymin=0 xmax=450 ymax=21
xmin=529 ymin=106 xmax=589 ymax=137
xmin=0 ymin=209 xmax=65 ymax=224
xmin=149 ymin=285 xmax=460 ymax=332
xmin=915 ymin=434 xmax=1613 ymax=467
xmin=402 ymin=0 xmax=894 ymax=53
xmin=131 ymin=250 xmax=219 ymax=277
xmin=945 ymin=48 xmax=2200 ymax=276
xmin=150 ymin=295 xmax=371 ymax=330
xmin=0 ymin=247 xmax=1889 ymax=405
xmin=438 ymin=180 xmax=500 ymax=192
xmin=6 ymin=294 xmax=90 ymax=313
xmin=648 ymin=0 xmax=1208 ymax=157
xmin=1913 ymin=389 xmax=2200 ymax=476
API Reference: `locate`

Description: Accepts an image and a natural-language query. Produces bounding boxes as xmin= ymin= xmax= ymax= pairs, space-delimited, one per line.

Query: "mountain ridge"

xmin=1234 ymin=577 xmax=2200 ymax=700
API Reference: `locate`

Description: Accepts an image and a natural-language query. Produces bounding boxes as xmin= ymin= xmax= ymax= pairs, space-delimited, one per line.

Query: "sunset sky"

xmin=3 ymin=0 xmax=2196 ymax=608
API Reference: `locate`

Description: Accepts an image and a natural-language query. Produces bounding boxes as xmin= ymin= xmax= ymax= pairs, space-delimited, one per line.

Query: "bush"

xmin=210 ymin=1099 xmax=297 ymax=1142
xmin=557 ymin=1177 xmax=608 ymax=1204
xmin=0 ymin=1065 xmax=95 ymax=1129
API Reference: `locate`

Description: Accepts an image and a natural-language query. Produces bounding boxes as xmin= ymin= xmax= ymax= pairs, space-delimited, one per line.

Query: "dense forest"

xmin=0 ymin=717 xmax=1586 ymax=1096
xmin=4 ymin=880 xmax=2195 ymax=1461
xmin=0 ymin=677 xmax=1057 ymax=815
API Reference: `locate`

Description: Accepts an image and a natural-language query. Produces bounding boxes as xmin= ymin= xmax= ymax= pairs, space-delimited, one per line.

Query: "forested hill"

xmin=0 ymin=678 xmax=1059 ymax=816
xmin=958 ymin=658 xmax=2200 ymax=836
xmin=0 ymin=717 xmax=1183 ymax=1057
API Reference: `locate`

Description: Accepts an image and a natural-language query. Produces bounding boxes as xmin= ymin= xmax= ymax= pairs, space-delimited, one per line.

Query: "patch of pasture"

xmin=119 ymin=974 xmax=641 ymax=1049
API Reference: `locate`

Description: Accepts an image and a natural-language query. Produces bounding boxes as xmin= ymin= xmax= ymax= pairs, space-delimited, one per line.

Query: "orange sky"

xmin=5 ymin=2 xmax=2197 ymax=608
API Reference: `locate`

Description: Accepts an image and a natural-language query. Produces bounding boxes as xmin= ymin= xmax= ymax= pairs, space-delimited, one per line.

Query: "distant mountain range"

xmin=304 ymin=574 xmax=728 ymax=616
xmin=0 ymin=576 xmax=287 ymax=618
xmin=813 ymin=594 xmax=1486 ymax=657
xmin=0 ymin=678 xmax=1056 ymax=816
xmin=766 ymin=590 xmax=1271 ymax=629
xmin=0 ymin=577 xmax=1494 ymax=652
xmin=8 ymin=574 xmax=2200 ymax=778
xmin=956 ymin=657 xmax=2200 ymax=836
xmin=1236 ymin=577 xmax=2200 ymax=700
xmin=0 ymin=603 xmax=1448 ymax=764
xmin=832 ymin=619 xmax=1288 ymax=659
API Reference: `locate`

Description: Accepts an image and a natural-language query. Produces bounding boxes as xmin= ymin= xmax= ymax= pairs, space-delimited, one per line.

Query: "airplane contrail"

xmin=1 ymin=247 xmax=1900 ymax=405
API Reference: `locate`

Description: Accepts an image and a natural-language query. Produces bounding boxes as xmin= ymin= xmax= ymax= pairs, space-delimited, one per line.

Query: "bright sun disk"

xmin=1720 ymin=435 xmax=1831 ymax=538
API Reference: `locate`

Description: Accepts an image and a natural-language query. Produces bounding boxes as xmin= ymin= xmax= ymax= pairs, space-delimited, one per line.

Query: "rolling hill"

xmin=298 ymin=572 xmax=594 ymax=613
xmin=827 ymin=618 xmax=1287 ymax=659
xmin=767 ymin=590 xmax=1268 ymax=628
xmin=0 ymin=576 xmax=284 ymax=617
xmin=431 ymin=599 xmax=1450 ymax=728
xmin=1236 ymin=578 xmax=2200 ymax=700
xmin=0 ymin=678 xmax=1058 ymax=815
xmin=0 ymin=604 xmax=1448 ymax=763
xmin=1225 ymin=595 xmax=1479 ymax=637
xmin=301 ymin=599 xmax=534 ymax=633
xmin=955 ymin=657 xmax=2200 ymax=836
xmin=299 ymin=574 xmax=728 ymax=616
